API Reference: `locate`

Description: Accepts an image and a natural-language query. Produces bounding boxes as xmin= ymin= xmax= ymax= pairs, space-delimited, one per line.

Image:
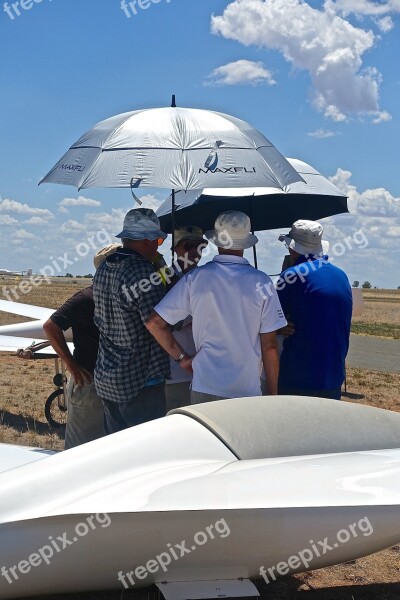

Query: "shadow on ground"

xmin=19 ymin=578 xmax=400 ymax=600
xmin=0 ymin=409 xmax=63 ymax=438
xmin=341 ymin=391 xmax=365 ymax=400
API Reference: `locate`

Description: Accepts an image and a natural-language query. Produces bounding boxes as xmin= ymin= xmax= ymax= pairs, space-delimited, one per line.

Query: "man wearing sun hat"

xmin=164 ymin=226 xmax=208 ymax=410
xmin=276 ymin=219 xmax=352 ymax=400
xmin=146 ymin=211 xmax=287 ymax=403
xmin=93 ymin=208 xmax=170 ymax=433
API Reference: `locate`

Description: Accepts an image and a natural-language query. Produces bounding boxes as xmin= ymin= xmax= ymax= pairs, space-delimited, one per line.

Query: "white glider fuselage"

xmin=1 ymin=398 xmax=400 ymax=599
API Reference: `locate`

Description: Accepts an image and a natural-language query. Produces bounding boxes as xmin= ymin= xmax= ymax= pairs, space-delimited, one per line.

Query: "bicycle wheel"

xmin=45 ymin=389 xmax=67 ymax=429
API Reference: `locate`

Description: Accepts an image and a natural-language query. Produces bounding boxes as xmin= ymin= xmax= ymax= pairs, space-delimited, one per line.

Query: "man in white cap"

xmin=93 ymin=208 xmax=170 ymax=433
xmin=165 ymin=226 xmax=208 ymax=410
xmin=43 ymin=243 xmax=120 ymax=449
xmin=146 ymin=211 xmax=287 ymax=403
xmin=276 ymin=219 xmax=352 ymax=400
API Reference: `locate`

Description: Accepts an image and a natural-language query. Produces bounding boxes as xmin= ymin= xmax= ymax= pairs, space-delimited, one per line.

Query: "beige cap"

xmin=93 ymin=243 xmax=121 ymax=270
xmin=174 ymin=226 xmax=205 ymax=248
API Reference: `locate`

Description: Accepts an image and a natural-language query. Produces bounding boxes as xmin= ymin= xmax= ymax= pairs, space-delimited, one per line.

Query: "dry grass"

xmin=1 ymin=282 xmax=400 ymax=599
xmin=0 ymin=277 xmax=89 ymax=327
xmin=351 ymin=289 xmax=400 ymax=339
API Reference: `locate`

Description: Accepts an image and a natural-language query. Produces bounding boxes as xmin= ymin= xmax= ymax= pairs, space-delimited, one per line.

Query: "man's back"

xmin=155 ymin=254 xmax=286 ymax=398
xmin=50 ymin=286 xmax=98 ymax=373
xmin=93 ymin=249 xmax=169 ymax=402
xmin=277 ymin=257 xmax=352 ymax=395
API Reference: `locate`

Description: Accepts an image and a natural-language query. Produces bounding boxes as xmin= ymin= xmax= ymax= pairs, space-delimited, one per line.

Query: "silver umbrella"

xmin=39 ymin=98 xmax=303 ymax=251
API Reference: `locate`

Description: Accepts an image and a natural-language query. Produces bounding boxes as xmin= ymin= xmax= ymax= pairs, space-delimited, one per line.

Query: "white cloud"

xmin=374 ymin=15 xmax=394 ymax=31
xmin=58 ymin=206 xmax=69 ymax=214
xmin=0 ymin=215 xmax=18 ymax=225
xmin=325 ymin=0 xmax=400 ymax=18
xmin=14 ymin=229 xmax=37 ymax=240
xmin=308 ymin=128 xmax=337 ymax=138
xmin=372 ymin=110 xmax=392 ymax=124
xmin=59 ymin=196 xmax=101 ymax=208
xmin=0 ymin=198 xmax=54 ymax=220
xmin=24 ymin=217 xmax=50 ymax=225
xmin=211 ymin=0 xmax=391 ymax=122
xmin=137 ymin=194 xmax=163 ymax=211
xmin=60 ymin=220 xmax=87 ymax=233
xmin=206 ymin=59 xmax=276 ymax=86
xmin=329 ymin=168 xmax=400 ymax=217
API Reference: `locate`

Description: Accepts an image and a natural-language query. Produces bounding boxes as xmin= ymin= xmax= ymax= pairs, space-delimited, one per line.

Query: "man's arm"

xmin=260 ymin=331 xmax=280 ymax=395
xmin=43 ymin=319 xmax=92 ymax=386
xmin=146 ymin=311 xmax=193 ymax=373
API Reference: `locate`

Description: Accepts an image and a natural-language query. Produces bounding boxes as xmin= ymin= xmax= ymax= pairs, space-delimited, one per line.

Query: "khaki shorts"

xmin=64 ymin=379 xmax=104 ymax=450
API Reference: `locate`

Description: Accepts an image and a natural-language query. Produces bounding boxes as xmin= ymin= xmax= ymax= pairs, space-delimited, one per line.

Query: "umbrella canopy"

xmin=157 ymin=158 xmax=348 ymax=233
xmin=39 ymin=107 xmax=302 ymax=191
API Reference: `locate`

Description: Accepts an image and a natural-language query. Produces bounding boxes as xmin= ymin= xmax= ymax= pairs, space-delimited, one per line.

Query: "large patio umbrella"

xmin=156 ymin=158 xmax=348 ymax=266
xmin=39 ymin=100 xmax=303 ymax=251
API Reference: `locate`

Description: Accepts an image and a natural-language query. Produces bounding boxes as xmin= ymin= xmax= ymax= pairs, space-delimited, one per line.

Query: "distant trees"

xmin=362 ymin=281 xmax=372 ymax=289
xmin=353 ymin=281 xmax=359 ymax=288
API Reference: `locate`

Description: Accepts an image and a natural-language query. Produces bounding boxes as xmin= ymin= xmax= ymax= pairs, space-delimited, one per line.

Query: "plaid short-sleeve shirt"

xmin=93 ymin=248 xmax=170 ymax=403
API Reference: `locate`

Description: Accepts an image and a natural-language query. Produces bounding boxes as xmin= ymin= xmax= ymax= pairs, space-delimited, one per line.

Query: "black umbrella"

xmin=157 ymin=158 xmax=348 ymax=267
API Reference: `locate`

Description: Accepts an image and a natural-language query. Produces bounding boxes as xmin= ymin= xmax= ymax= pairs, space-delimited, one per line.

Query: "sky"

xmin=0 ymin=0 xmax=399 ymax=288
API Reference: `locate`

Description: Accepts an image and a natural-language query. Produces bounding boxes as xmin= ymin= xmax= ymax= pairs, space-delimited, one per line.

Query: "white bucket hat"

xmin=279 ymin=220 xmax=329 ymax=256
xmin=116 ymin=208 xmax=167 ymax=242
xmin=205 ymin=211 xmax=258 ymax=250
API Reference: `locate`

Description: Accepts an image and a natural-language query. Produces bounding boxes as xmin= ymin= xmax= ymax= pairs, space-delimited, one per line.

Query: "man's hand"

xmin=180 ymin=355 xmax=194 ymax=374
xmin=280 ymin=321 xmax=295 ymax=338
xmin=261 ymin=331 xmax=280 ymax=395
xmin=66 ymin=358 xmax=93 ymax=386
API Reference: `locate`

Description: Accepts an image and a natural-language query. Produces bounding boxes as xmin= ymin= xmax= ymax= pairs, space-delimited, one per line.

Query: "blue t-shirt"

xmin=276 ymin=256 xmax=352 ymax=393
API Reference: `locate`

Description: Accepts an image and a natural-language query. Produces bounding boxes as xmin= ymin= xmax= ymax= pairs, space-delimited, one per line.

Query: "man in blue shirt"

xmin=276 ymin=220 xmax=352 ymax=400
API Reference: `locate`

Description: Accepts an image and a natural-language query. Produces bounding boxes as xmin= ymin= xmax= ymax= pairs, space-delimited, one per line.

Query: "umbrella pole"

xmin=252 ymin=233 xmax=258 ymax=269
xmin=248 ymin=200 xmax=258 ymax=269
xmin=171 ymin=188 xmax=176 ymax=263
xmin=171 ymin=95 xmax=177 ymax=263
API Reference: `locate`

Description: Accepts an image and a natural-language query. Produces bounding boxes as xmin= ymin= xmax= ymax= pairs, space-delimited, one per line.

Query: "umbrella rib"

xmin=70 ymin=145 xmax=274 ymax=152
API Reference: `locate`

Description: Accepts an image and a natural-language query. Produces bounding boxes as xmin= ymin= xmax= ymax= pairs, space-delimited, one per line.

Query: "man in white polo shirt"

xmin=146 ymin=211 xmax=287 ymax=403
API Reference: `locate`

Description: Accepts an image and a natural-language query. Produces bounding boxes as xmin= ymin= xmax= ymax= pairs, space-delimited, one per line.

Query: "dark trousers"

xmin=102 ymin=383 xmax=166 ymax=435
xmin=278 ymin=387 xmax=342 ymax=400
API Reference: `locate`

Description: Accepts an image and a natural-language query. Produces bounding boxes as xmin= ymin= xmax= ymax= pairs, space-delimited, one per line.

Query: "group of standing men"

xmin=44 ymin=207 xmax=352 ymax=449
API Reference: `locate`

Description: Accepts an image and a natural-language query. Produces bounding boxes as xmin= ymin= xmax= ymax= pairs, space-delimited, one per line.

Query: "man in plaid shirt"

xmin=93 ymin=208 xmax=170 ymax=434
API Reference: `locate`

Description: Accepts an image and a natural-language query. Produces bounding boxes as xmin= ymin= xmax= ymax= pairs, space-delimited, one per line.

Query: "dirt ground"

xmin=0 ymin=282 xmax=400 ymax=599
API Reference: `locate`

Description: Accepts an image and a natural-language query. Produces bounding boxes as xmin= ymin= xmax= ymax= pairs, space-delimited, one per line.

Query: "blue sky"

xmin=1 ymin=0 xmax=399 ymax=287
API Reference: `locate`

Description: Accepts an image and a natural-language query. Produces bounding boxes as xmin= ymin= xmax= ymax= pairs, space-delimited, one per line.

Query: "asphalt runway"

xmin=347 ymin=334 xmax=400 ymax=373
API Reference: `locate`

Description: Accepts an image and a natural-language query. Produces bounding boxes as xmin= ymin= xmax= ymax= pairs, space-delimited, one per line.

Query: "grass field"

xmin=0 ymin=281 xmax=400 ymax=599
xmin=1 ymin=279 xmax=399 ymax=338
xmin=351 ymin=289 xmax=400 ymax=339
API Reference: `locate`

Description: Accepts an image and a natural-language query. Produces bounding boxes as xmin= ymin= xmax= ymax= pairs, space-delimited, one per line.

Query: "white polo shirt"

xmin=155 ymin=254 xmax=287 ymax=398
